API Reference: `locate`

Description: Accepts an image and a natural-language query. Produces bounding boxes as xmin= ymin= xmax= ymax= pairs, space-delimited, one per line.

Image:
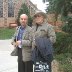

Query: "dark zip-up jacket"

xmin=31 ymin=37 xmax=53 ymax=63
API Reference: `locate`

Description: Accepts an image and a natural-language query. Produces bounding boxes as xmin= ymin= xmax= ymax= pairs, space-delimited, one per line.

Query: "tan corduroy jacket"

xmin=11 ymin=25 xmax=32 ymax=62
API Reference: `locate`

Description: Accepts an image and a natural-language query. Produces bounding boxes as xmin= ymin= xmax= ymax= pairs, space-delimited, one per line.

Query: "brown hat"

xmin=34 ymin=11 xmax=47 ymax=19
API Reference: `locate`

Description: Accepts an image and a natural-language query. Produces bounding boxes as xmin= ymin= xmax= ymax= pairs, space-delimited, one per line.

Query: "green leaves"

xmin=62 ymin=17 xmax=72 ymax=33
xmin=46 ymin=1 xmax=72 ymax=71
xmin=17 ymin=3 xmax=32 ymax=26
xmin=46 ymin=0 xmax=72 ymax=17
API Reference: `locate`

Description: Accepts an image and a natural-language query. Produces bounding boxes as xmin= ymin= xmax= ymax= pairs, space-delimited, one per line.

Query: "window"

xmin=8 ymin=0 xmax=14 ymax=17
xmin=46 ymin=0 xmax=48 ymax=2
xmin=0 ymin=0 xmax=3 ymax=17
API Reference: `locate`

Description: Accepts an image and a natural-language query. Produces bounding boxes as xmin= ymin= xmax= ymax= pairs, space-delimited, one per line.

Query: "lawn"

xmin=0 ymin=28 xmax=15 ymax=40
xmin=55 ymin=53 xmax=72 ymax=72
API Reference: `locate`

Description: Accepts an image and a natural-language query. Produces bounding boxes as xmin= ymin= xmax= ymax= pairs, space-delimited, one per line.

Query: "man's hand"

xmin=16 ymin=40 xmax=21 ymax=46
xmin=11 ymin=42 xmax=17 ymax=47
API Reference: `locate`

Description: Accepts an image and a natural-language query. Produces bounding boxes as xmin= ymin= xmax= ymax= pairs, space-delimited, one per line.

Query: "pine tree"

xmin=17 ymin=3 xmax=32 ymax=26
xmin=45 ymin=0 xmax=72 ymax=25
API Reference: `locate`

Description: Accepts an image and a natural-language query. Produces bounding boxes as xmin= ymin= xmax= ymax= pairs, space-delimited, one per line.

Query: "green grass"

xmin=55 ymin=53 xmax=72 ymax=72
xmin=0 ymin=28 xmax=15 ymax=40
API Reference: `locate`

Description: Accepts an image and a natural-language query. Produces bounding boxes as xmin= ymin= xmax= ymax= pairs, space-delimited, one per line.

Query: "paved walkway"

xmin=0 ymin=39 xmax=59 ymax=72
xmin=0 ymin=39 xmax=18 ymax=72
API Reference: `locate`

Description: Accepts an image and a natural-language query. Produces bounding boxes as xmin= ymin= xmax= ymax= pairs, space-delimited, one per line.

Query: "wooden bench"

xmin=9 ymin=23 xmax=17 ymax=28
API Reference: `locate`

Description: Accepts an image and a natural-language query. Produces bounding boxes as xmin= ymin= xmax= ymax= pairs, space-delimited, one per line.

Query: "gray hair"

xmin=34 ymin=12 xmax=47 ymax=19
xmin=33 ymin=12 xmax=48 ymax=25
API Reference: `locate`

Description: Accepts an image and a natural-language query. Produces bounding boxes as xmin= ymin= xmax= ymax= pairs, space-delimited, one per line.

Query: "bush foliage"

xmin=54 ymin=16 xmax=72 ymax=72
xmin=54 ymin=32 xmax=72 ymax=54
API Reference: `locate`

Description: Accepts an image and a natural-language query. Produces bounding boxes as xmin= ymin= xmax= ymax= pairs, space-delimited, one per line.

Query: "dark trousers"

xmin=46 ymin=54 xmax=53 ymax=72
xmin=18 ymin=48 xmax=33 ymax=72
xmin=34 ymin=54 xmax=53 ymax=72
xmin=47 ymin=62 xmax=51 ymax=72
xmin=34 ymin=62 xmax=51 ymax=72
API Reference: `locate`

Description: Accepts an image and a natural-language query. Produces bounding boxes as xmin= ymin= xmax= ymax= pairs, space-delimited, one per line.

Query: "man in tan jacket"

xmin=11 ymin=14 xmax=33 ymax=72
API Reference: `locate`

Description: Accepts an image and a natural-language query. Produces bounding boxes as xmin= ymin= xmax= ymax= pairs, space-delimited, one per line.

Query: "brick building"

xmin=0 ymin=0 xmax=38 ymax=27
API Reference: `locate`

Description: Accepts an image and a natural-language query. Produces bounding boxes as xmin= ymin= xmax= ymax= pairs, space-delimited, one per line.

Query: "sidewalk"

xmin=0 ymin=39 xmax=58 ymax=72
xmin=0 ymin=39 xmax=18 ymax=72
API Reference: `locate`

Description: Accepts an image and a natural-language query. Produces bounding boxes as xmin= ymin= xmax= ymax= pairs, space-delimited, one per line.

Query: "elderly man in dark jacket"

xmin=31 ymin=37 xmax=53 ymax=72
xmin=31 ymin=12 xmax=56 ymax=72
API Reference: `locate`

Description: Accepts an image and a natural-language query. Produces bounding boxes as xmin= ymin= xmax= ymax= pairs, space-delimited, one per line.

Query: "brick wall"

xmin=0 ymin=18 xmax=4 ymax=27
xmin=0 ymin=0 xmax=23 ymax=27
xmin=0 ymin=0 xmax=37 ymax=27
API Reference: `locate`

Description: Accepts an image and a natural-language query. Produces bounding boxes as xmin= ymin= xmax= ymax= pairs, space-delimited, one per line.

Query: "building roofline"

xmin=29 ymin=1 xmax=37 ymax=9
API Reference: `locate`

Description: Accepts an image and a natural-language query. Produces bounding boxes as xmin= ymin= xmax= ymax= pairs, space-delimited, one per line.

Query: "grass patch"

xmin=55 ymin=53 xmax=72 ymax=72
xmin=0 ymin=28 xmax=15 ymax=40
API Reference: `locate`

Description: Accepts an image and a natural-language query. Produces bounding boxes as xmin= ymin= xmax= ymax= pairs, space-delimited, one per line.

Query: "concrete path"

xmin=0 ymin=39 xmax=59 ymax=72
xmin=0 ymin=39 xmax=18 ymax=72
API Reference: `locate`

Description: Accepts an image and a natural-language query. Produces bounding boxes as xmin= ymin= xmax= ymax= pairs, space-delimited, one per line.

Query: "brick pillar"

xmin=26 ymin=0 xmax=30 ymax=5
xmin=14 ymin=0 xmax=23 ymax=19
xmin=3 ymin=0 xmax=8 ymax=27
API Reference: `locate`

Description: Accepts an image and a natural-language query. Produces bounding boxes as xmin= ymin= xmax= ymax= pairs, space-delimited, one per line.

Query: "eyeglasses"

xmin=34 ymin=15 xmax=42 ymax=18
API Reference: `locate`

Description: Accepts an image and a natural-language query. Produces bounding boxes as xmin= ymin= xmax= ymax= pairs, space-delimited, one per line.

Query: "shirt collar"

xmin=20 ymin=26 xmax=25 ymax=30
xmin=36 ymin=22 xmax=47 ymax=26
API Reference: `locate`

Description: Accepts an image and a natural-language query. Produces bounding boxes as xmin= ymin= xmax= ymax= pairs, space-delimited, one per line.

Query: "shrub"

xmin=54 ymin=32 xmax=72 ymax=54
xmin=17 ymin=3 xmax=32 ymax=26
xmin=62 ymin=17 xmax=72 ymax=34
xmin=55 ymin=53 xmax=72 ymax=72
